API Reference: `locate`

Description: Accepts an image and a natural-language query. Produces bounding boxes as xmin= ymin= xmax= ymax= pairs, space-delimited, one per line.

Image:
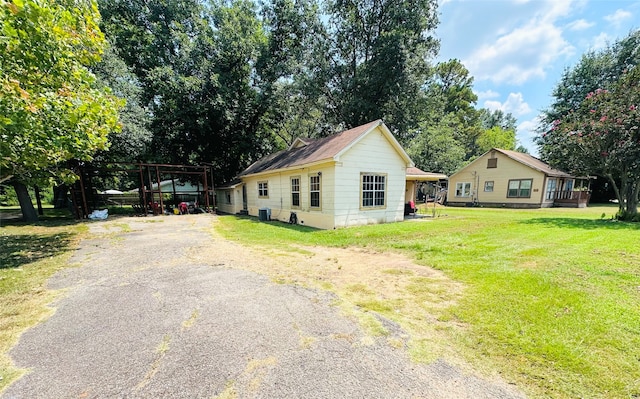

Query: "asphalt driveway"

xmin=3 ymin=215 xmax=525 ymax=398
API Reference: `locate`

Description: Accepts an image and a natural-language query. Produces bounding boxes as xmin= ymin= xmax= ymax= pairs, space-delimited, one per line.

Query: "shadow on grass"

xmin=0 ymin=208 xmax=79 ymax=227
xmin=0 ymin=232 xmax=75 ymax=270
xmin=522 ymin=217 xmax=640 ymax=230
xmin=221 ymin=214 xmax=319 ymax=233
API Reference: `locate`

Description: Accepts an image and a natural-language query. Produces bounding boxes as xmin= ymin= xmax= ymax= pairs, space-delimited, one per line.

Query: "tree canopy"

xmin=0 ymin=0 xmax=122 ymax=221
xmin=537 ymin=29 xmax=640 ymax=220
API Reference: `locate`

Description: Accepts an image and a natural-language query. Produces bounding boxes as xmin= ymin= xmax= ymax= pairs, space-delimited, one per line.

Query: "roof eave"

xmin=240 ymin=158 xmax=335 ymax=179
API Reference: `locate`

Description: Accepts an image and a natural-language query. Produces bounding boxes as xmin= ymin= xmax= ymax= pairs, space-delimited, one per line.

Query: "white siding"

xmin=334 ymin=126 xmax=407 ymax=227
xmin=243 ymin=162 xmax=338 ymax=229
xmin=215 ymin=186 xmax=244 ymax=214
xmin=241 ymin=126 xmax=409 ymax=229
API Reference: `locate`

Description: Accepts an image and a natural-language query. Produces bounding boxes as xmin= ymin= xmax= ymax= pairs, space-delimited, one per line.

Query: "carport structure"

xmin=69 ymin=161 xmax=215 ymax=219
xmin=405 ymin=167 xmax=448 ymax=204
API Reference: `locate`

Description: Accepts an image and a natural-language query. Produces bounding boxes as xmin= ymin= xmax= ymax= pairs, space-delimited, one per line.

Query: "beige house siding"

xmin=448 ymin=150 xmax=547 ymax=207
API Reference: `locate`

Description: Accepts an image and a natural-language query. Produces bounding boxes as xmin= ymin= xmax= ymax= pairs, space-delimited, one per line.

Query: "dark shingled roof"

xmin=493 ymin=148 xmax=573 ymax=178
xmin=240 ymin=120 xmax=383 ymax=177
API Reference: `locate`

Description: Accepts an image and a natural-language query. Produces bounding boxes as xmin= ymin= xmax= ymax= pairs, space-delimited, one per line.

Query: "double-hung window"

xmin=507 ymin=179 xmax=532 ymax=198
xmin=310 ymin=175 xmax=321 ymax=208
xmin=291 ymin=177 xmax=300 ymax=207
xmin=361 ymin=173 xmax=386 ymax=208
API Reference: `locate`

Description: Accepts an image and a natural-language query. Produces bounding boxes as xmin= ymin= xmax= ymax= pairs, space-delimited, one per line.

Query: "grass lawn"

xmin=215 ymin=205 xmax=640 ymax=399
xmin=0 ymin=209 xmax=87 ymax=392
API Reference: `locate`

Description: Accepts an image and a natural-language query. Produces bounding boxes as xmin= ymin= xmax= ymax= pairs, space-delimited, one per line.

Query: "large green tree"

xmin=257 ymin=0 xmax=331 ymax=147
xmin=539 ymin=29 xmax=640 ymax=144
xmin=99 ymin=0 xmax=311 ymax=183
xmin=541 ymin=69 xmax=640 ymax=220
xmin=408 ymin=59 xmax=483 ymax=174
xmin=321 ymin=0 xmax=440 ymax=141
xmin=0 ymin=0 xmax=122 ymax=221
xmin=537 ymin=29 xmax=640 ymax=220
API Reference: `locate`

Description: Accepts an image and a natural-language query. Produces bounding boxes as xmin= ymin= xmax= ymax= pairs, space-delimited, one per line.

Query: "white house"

xmin=216 ymin=120 xmax=415 ymax=229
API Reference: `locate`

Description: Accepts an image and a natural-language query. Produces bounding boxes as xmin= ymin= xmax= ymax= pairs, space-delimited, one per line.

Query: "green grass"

xmin=0 ymin=210 xmax=87 ymax=393
xmin=215 ymin=205 xmax=640 ymax=399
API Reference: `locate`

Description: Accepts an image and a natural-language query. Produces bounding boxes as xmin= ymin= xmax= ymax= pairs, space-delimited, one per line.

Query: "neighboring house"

xmin=216 ymin=120 xmax=415 ymax=229
xmin=447 ymin=148 xmax=590 ymax=208
xmin=128 ymin=179 xmax=202 ymax=196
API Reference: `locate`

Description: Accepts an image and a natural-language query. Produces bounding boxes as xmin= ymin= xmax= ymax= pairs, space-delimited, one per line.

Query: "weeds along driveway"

xmin=3 ymin=215 xmax=524 ymax=399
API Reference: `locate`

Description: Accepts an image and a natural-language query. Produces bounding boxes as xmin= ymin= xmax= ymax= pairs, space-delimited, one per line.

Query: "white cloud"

xmin=465 ymin=21 xmax=574 ymax=85
xmin=476 ymin=90 xmax=500 ymax=101
xmin=516 ymin=116 xmax=542 ymax=156
xmin=604 ymin=9 xmax=632 ymax=27
xmin=566 ymin=19 xmax=594 ymax=31
xmin=462 ymin=0 xmax=582 ymax=85
xmin=504 ymin=93 xmax=532 ymax=116
xmin=591 ymin=32 xmax=612 ymax=50
xmin=484 ymin=92 xmax=532 ymax=116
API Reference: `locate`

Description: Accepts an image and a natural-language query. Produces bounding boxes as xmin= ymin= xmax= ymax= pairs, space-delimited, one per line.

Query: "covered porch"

xmin=405 ymin=167 xmax=448 ymax=215
xmin=545 ymin=176 xmax=593 ymax=208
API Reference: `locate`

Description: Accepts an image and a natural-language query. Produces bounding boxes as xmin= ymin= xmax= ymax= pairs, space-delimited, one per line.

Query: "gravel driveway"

xmin=3 ymin=215 xmax=525 ymax=398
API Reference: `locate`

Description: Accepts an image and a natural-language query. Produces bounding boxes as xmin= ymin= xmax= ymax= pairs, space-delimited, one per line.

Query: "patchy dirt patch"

xmin=191 ymin=219 xmax=472 ymax=366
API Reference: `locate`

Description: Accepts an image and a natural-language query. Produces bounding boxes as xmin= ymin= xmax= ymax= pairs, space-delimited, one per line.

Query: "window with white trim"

xmin=361 ymin=173 xmax=386 ymax=208
xmin=291 ymin=177 xmax=300 ymax=207
xmin=258 ymin=181 xmax=268 ymax=198
xmin=455 ymin=182 xmax=472 ymax=197
xmin=310 ymin=175 xmax=321 ymax=208
xmin=484 ymin=181 xmax=494 ymax=192
xmin=507 ymin=179 xmax=532 ymax=198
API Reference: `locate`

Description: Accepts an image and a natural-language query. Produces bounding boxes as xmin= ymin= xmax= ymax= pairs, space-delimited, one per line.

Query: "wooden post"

xmin=155 ymin=165 xmax=164 ymax=215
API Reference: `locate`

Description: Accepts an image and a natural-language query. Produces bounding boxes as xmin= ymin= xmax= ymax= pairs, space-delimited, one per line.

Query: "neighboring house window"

xmin=455 ymin=182 xmax=472 ymax=197
xmin=258 ymin=181 xmax=268 ymax=198
xmin=508 ymin=179 xmax=532 ymax=198
xmin=226 ymin=192 xmax=232 ymax=204
xmin=310 ymin=175 xmax=321 ymax=208
xmin=291 ymin=177 xmax=300 ymax=207
xmin=487 ymin=158 xmax=497 ymax=168
xmin=361 ymin=173 xmax=386 ymax=208
xmin=484 ymin=181 xmax=494 ymax=192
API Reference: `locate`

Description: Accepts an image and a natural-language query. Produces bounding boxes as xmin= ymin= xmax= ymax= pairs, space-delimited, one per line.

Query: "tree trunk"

xmin=624 ymin=179 xmax=639 ymax=220
xmin=34 ymin=185 xmax=44 ymax=216
xmin=12 ymin=181 xmax=38 ymax=222
xmin=606 ymin=174 xmax=625 ymax=216
xmin=53 ymin=184 xmax=69 ymax=209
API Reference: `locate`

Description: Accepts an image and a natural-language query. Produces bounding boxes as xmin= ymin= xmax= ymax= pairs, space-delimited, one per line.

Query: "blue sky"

xmin=436 ymin=0 xmax=640 ymax=155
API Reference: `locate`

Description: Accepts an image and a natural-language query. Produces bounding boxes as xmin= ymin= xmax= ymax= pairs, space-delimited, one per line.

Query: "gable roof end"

xmin=240 ymin=120 xmax=412 ymax=177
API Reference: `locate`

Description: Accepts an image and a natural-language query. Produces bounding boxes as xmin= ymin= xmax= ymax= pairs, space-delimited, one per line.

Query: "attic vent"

xmin=487 ymin=158 xmax=497 ymax=168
